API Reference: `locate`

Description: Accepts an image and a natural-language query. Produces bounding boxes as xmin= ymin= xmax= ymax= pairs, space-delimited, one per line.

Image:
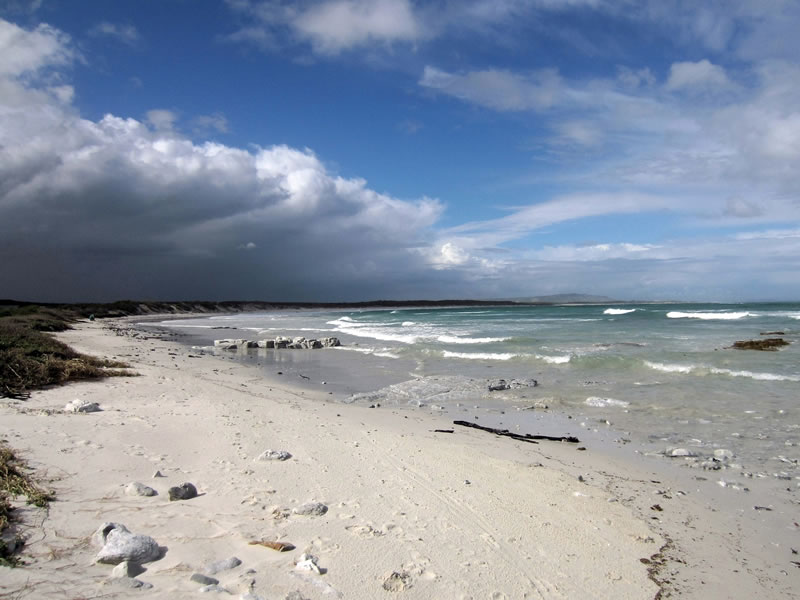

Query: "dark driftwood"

xmin=453 ymin=420 xmax=579 ymax=444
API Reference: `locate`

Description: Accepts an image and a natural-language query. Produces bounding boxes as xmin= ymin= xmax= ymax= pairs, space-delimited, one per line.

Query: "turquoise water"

xmin=148 ymin=303 xmax=800 ymax=471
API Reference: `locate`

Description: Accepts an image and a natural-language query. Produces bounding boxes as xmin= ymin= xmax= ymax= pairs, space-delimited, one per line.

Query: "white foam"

xmin=709 ymin=368 xmax=800 ymax=382
xmin=401 ymin=321 xmax=416 ymax=327
xmin=645 ymin=361 xmax=800 ymax=382
xmin=327 ymin=317 xmax=421 ymax=343
xmin=604 ymin=308 xmax=637 ymax=315
xmin=644 ymin=361 xmax=697 ymax=374
xmin=585 ymin=396 xmax=630 ymax=408
xmin=442 ymin=351 xmax=518 ymax=360
xmin=666 ymin=311 xmax=752 ymax=320
xmin=534 ymin=354 xmax=571 ymax=364
xmin=437 ymin=335 xmax=510 ymax=344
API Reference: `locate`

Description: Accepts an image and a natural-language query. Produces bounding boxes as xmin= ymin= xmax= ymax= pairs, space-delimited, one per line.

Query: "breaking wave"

xmin=666 ymin=311 xmax=752 ymax=320
xmin=644 ymin=361 xmax=800 ymax=382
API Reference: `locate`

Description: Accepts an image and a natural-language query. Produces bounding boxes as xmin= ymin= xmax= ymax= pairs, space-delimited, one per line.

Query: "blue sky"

xmin=2 ymin=1 xmax=800 ymax=302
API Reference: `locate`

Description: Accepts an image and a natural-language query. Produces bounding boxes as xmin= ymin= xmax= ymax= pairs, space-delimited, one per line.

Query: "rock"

xmin=214 ymin=338 xmax=247 ymax=350
xmin=256 ymin=449 xmax=292 ymax=461
xmin=667 ymin=448 xmax=697 ymax=457
xmin=488 ymin=378 xmax=537 ymax=391
xmin=199 ymin=584 xmax=230 ymax=593
xmin=274 ymin=340 xmax=288 ymax=349
xmin=152 ymin=470 xmax=165 ymax=478
xmin=107 ymin=576 xmax=153 ymax=589
xmin=292 ymin=502 xmax=328 ymax=516
xmin=321 ymin=337 xmax=340 ymax=347
xmin=64 ymin=399 xmax=101 ymax=413
xmin=191 ymin=573 xmax=220 ymax=586
xmin=308 ymin=340 xmax=323 ymax=349
xmin=294 ymin=553 xmax=323 ymax=574
xmin=284 ymin=592 xmax=310 ymax=600
xmin=246 ymin=341 xmax=259 ymax=348
xmin=257 ymin=340 xmax=275 ymax=349
xmin=714 ymin=449 xmax=734 ymax=460
xmin=730 ymin=338 xmax=789 ymax=351
xmin=168 ymin=482 xmax=198 ymax=501
xmin=205 ymin=556 xmax=242 ymax=575
xmin=382 ymin=571 xmax=411 ymax=592
xmin=292 ymin=337 xmax=306 ymax=344
xmin=94 ymin=523 xmax=161 ymax=565
xmin=487 ymin=379 xmax=509 ymax=391
xmin=508 ymin=378 xmax=538 ymax=389
xmin=126 ymin=482 xmax=158 ymax=497
xmin=111 ymin=561 xmax=145 ymax=578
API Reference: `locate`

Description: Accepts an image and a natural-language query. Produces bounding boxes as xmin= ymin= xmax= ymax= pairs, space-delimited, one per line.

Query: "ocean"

xmin=143 ymin=302 xmax=800 ymax=476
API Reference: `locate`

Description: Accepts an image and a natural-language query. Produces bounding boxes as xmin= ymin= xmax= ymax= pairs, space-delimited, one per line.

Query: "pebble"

xmin=111 ymin=561 xmax=145 ymax=579
xmin=205 ymin=556 xmax=242 ymax=575
xmin=292 ymin=502 xmax=328 ymax=516
xmin=168 ymin=482 xmax=198 ymax=501
xmin=294 ymin=553 xmax=323 ymax=574
xmin=152 ymin=470 xmax=165 ymax=478
xmin=125 ymin=482 xmax=158 ymax=497
xmin=64 ymin=399 xmax=101 ymax=413
xmin=108 ymin=576 xmax=153 ymax=589
xmin=199 ymin=584 xmax=229 ymax=593
xmin=191 ymin=573 xmax=220 ymax=586
xmin=256 ymin=450 xmax=292 ymax=461
xmin=668 ymin=448 xmax=697 ymax=457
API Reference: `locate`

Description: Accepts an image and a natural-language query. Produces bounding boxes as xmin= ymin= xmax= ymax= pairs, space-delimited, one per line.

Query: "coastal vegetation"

xmin=0 ymin=305 xmax=131 ymax=400
xmin=0 ymin=442 xmax=55 ymax=566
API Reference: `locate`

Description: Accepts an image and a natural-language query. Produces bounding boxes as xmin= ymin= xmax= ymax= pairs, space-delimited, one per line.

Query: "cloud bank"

xmin=3 ymin=9 xmax=800 ymax=302
xmin=0 ymin=18 xmax=445 ymax=301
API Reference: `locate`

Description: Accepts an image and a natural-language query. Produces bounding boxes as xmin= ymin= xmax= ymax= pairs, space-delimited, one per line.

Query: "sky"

xmin=1 ymin=0 xmax=800 ymax=303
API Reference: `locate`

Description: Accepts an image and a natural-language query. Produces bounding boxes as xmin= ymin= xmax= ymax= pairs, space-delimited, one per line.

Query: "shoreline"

xmin=1 ymin=318 xmax=797 ymax=598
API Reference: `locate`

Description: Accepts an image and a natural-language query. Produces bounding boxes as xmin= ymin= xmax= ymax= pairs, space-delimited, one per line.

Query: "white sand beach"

xmin=1 ymin=318 xmax=797 ymax=599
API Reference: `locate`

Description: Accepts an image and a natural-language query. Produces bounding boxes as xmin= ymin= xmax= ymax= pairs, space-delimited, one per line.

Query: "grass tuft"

xmin=1 ymin=442 xmax=55 ymax=566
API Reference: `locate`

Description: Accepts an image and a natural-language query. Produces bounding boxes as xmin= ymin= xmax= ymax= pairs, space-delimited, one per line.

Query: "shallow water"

xmin=142 ymin=302 xmax=800 ymax=476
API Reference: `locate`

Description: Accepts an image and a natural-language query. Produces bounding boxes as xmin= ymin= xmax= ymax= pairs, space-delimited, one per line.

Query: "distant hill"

xmin=506 ymin=293 xmax=622 ymax=304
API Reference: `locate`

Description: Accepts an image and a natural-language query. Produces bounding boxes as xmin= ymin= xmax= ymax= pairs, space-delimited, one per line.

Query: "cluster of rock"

xmin=214 ymin=336 xmax=341 ymax=350
xmin=487 ymin=378 xmax=538 ymax=392
xmin=99 ymin=447 xmax=328 ymax=596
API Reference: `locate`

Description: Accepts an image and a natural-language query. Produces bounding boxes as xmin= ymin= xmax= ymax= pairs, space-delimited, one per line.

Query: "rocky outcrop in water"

xmin=214 ymin=336 xmax=340 ymax=350
xmin=730 ymin=338 xmax=789 ymax=351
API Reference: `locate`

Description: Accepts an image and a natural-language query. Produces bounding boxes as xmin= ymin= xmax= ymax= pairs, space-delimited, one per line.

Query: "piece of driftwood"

xmin=453 ymin=420 xmax=579 ymax=444
xmin=248 ymin=540 xmax=295 ymax=552
xmin=433 ymin=429 xmax=455 ymax=433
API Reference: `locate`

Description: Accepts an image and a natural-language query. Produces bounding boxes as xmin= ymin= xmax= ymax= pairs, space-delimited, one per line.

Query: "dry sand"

xmin=1 ymin=318 xmax=797 ymax=599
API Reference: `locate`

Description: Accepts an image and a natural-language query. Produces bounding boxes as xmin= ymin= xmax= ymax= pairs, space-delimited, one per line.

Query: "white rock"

xmin=125 ymin=482 xmax=158 ymax=497
xmin=205 ymin=556 xmax=242 ymax=575
xmin=94 ymin=523 xmax=161 ymax=565
xmin=292 ymin=502 xmax=328 ymax=516
xmin=256 ymin=449 xmax=292 ymax=461
xmin=64 ymin=399 xmax=101 ymax=413
xmin=111 ymin=560 xmax=144 ymax=579
xmin=668 ymin=448 xmax=697 ymax=457
xmin=294 ymin=553 xmax=321 ymax=574
xmin=714 ymin=449 xmax=734 ymax=460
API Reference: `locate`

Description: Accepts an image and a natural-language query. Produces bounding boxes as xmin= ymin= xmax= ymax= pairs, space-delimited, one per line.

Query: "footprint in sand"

xmin=345 ymin=524 xmax=385 ymax=538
